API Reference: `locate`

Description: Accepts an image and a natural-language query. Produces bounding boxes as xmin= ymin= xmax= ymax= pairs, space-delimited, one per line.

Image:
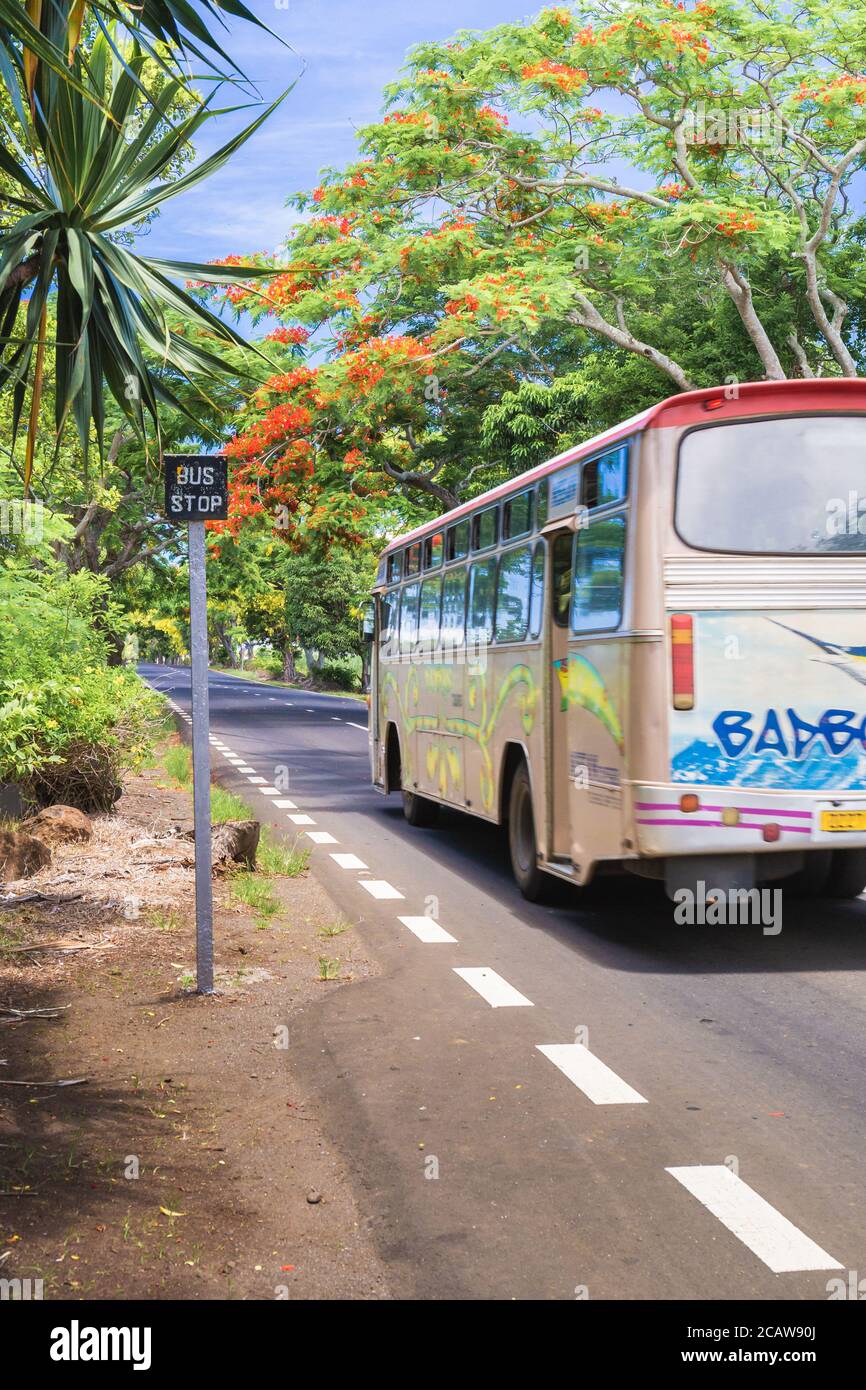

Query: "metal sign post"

xmin=164 ymin=455 xmax=229 ymax=995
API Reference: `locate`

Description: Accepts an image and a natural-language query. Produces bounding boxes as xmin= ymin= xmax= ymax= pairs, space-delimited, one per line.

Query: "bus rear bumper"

xmin=631 ymin=783 xmax=866 ymax=857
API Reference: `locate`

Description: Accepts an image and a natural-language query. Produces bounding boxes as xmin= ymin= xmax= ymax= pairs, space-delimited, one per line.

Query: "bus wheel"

xmin=402 ymin=788 xmax=439 ymax=828
xmin=785 ymin=850 xmax=832 ymax=897
xmin=828 ymin=849 xmax=866 ymax=900
xmin=508 ymin=762 xmax=546 ymax=901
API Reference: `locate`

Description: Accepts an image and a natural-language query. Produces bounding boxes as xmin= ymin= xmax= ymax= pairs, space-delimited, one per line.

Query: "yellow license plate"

xmin=820 ymin=810 xmax=866 ymax=832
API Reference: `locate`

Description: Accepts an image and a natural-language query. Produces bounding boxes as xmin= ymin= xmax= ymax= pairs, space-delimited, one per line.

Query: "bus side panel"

xmin=564 ymin=638 xmax=628 ymax=874
xmin=461 ymin=647 xmax=543 ymax=822
xmin=414 ymin=660 xmax=465 ymax=806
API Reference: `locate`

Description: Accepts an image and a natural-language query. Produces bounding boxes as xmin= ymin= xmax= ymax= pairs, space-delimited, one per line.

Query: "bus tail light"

xmin=671 ymin=614 xmax=695 ymax=710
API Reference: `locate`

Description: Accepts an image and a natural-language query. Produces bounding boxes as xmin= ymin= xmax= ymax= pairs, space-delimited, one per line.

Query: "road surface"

xmin=141 ymin=663 xmax=866 ymax=1302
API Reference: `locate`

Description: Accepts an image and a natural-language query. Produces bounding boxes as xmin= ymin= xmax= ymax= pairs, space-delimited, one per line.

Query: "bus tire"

xmin=508 ymin=762 xmax=546 ymax=901
xmin=828 ymin=849 xmax=866 ymax=900
xmin=785 ymin=850 xmax=832 ymax=897
xmin=402 ymin=789 xmax=440 ymax=828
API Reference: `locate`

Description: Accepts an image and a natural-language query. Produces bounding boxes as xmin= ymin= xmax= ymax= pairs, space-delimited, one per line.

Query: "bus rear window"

xmin=676 ymin=416 xmax=866 ymax=553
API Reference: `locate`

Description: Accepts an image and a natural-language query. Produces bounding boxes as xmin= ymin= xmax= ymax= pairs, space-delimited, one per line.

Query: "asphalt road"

xmin=141 ymin=662 xmax=866 ymax=1302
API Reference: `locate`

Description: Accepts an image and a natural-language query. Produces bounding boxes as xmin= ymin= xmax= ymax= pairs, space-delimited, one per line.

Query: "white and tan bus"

xmin=369 ymin=379 xmax=866 ymax=902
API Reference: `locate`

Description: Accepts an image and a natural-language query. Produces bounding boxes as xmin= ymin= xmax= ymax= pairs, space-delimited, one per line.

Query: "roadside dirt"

xmin=0 ymin=740 xmax=390 ymax=1300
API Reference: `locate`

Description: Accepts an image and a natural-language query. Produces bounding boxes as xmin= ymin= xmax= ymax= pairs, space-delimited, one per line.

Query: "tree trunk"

xmin=282 ymin=640 xmax=297 ymax=683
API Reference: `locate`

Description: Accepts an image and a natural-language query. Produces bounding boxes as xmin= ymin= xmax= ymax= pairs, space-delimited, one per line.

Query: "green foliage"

xmin=163 ymin=742 xmax=192 ymax=788
xmin=0 ymin=26 xmax=289 ymax=466
xmin=318 ymin=657 xmax=362 ymax=692
xmin=211 ymin=0 xmax=866 ymax=543
xmin=257 ymin=829 xmax=309 ymax=877
xmin=0 ymin=539 xmax=162 ymax=805
xmin=282 ymin=547 xmax=375 ymax=662
xmin=229 ymin=869 xmax=280 ymax=927
xmin=211 ymin=786 xmax=254 ymax=824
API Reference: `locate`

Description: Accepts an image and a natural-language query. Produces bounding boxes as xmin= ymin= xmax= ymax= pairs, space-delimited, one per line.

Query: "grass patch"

xmin=257 ymin=828 xmax=309 ymax=877
xmin=318 ymin=921 xmax=348 ymax=939
xmin=162 ymin=745 xmax=254 ymax=825
xmin=317 ymin=956 xmax=341 ymax=980
xmin=149 ymin=910 xmax=181 ymax=934
xmin=229 ymin=870 xmax=280 ymax=928
xmin=163 ymin=743 xmax=192 ymax=788
xmin=211 ymin=786 xmax=254 ymax=823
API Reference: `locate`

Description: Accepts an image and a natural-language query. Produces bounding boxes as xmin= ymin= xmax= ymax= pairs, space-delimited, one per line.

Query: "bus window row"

xmin=381 ymin=513 xmax=627 ymax=651
xmin=382 ymin=542 xmax=545 ymax=650
xmin=380 ymin=444 xmax=629 ymax=586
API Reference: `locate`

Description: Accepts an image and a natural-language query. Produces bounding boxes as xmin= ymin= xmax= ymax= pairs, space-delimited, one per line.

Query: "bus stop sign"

xmin=164 ymin=454 xmax=228 ymax=522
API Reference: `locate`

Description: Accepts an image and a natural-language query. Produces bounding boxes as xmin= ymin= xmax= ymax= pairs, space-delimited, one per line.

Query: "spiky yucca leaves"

xmin=0 ymin=27 xmax=289 ymax=480
xmin=0 ymin=0 xmax=278 ymax=106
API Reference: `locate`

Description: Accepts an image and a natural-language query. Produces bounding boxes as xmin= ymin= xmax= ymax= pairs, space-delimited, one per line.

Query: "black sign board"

xmin=164 ymin=454 xmax=228 ymax=522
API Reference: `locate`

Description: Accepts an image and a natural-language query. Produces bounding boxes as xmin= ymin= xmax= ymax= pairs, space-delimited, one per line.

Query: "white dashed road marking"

xmin=452 ymin=967 xmax=533 ymax=1008
xmin=306 ymin=831 xmax=338 ymax=844
xmin=398 ymin=915 xmax=457 ymax=944
xmin=288 ymin=814 xmax=316 ymax=825
xmin=247 ymin=776 xmax=266 ymax=785
xmin=237 ymin=765 xmax=256 ymax=774
xmin=330 ymin=853 xmax=368 ymax=869
xmin=536 ymin=1044 xmax=647 ymax=1105
xmin=258 ymin=788 xmax=281 ymax=797
xmin=666 ymin=1166 xmax=843 ymax=1274
xmin=347 ymin=722 xmax=368 ymax=731
xmin=358 ymin=880 xmax=404 ymax=900
xmin=272 ymin=799 xmax=297 ymax=809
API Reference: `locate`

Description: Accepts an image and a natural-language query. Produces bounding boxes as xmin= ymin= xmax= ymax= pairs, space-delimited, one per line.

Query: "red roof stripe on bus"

xmin=380 ymin=378 xmax=866 ymax=556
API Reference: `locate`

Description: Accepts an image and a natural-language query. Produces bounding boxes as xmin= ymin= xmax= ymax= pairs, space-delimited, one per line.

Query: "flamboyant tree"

xmin=208 ymin=0 xmax=866 ymax=545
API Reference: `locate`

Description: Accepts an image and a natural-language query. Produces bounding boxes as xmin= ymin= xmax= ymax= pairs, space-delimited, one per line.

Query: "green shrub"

xmin=211 ymin=786 xmax=254 ymax=823
xmin=318 ymin=657 xmax=361 ymax=691
xmin=15 ymin=667 xmax=163 ymax=811
xmin=163 ymin=742 xmax=193 ymax=788
xmin=0 ymin=559 xmax=162 ymax=810
xmin=254 ymin=650 xmax=284 ymax=679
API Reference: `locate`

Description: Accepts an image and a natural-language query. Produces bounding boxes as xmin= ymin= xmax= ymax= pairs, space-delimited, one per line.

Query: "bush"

xmin=15 ymin=667 xmax=163 ymax=812
xmin=254 ymin=650 xmax=285 ymax=679
xmin=318 ymin=657 xmax=361 ymax=691
xmin=0 ymin=560 xmax=163 ymax=811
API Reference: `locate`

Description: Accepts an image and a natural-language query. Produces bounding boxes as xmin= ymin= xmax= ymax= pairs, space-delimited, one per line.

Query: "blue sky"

xmin=145 ymin=1 xmax=537 ymax=265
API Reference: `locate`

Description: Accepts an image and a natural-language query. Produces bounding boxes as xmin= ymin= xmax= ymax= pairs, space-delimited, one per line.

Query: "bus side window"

xmin=571 ymin=516 xmax=626 ymax=633
xmin=495 ymin=546 xmax=532 ymax=642
xmin=419 ymin=575 xmax=442 ymax=648
xmin=380 ymin=589 xmax=396 ymax=651
xmin=468 ymin=558 xmax=497 ymax=643
xmin=400 ymin=582 xmax=420 ymax=652
xmin=583 ymin=446 xmax=628 ymax=509
xmin=551 ymin=532 xmax=573 ymax=628
xmin=446 ymin=519 xmax=469 ymax=561
xmin=442 ymin=567 xmax=467 ymax=644
xmin=471 ymin=506 xmax=498 ymax=552
xmin=502 ymin=490 xmax=533 ymax=541
xmin=528 ymin=542 xmax=544 ymax=639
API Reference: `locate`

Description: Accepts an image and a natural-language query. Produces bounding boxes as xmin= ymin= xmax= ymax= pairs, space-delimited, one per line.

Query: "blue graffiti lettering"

xmin=712 ymin=709 xmax=866 ymax=760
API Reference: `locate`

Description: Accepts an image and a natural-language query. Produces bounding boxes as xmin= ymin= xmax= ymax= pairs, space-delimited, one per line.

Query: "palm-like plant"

xmin=0 ymin=26 xmax=288 ymax=488
xmin=0 ymin=0 xmax=277 ymax=105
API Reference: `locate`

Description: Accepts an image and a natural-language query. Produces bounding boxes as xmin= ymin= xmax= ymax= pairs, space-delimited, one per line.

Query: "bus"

xmin=368 ymin=378 xmax=866 ymax=903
